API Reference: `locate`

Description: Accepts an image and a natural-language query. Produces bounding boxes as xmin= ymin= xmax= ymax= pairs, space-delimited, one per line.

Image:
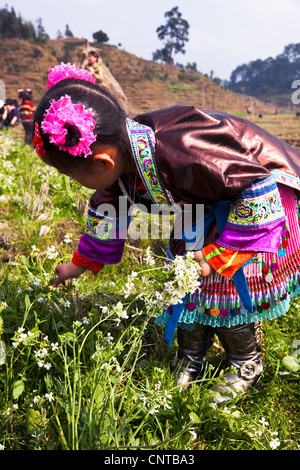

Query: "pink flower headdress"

xmin=47 ymin=63 xmax=96 ymax=88
xmin=41 ymin=95 xmax=97 ymax=157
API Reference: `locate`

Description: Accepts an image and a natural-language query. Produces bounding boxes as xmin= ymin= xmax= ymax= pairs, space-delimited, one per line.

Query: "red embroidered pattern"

xmin=33 ymin=122 xmax=46 ymax=157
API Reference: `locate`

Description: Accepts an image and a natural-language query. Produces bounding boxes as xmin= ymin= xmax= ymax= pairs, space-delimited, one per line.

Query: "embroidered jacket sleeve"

xmin=202 ymin=244 xmax=255 ymax=279
xmin=73 ymin=181 xmax=132 ymax=272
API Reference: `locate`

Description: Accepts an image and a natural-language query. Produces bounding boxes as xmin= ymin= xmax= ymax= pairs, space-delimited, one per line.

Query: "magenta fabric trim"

xmin=78 ymin=234 xmax=125 ymax=265
xmin=217 ymin=217 xmax=286 ymax=252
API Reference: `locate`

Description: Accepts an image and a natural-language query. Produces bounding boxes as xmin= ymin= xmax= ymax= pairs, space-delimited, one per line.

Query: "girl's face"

xmin=42 ymin=147 xmax=130 ymax=190
xmin=88 ymin=54 xmax=98 ymax=65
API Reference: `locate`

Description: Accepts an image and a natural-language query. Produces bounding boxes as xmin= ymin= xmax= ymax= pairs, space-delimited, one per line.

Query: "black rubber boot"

xmin=211 ymin=322 xmax=263 ymax=403
xmin=174 ymin=323 xmax=214 ymax=388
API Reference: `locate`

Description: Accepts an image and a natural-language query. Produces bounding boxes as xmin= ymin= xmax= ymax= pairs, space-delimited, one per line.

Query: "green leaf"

xmin=25 ymin=294 xmax=31 ymax=310
xmin=0 ymin=340 xmax=6 ymax=365
xmin=282 ymin=355 xmax=300 ymax=372
xmin=12 ymin=378 xmax=25 ymax=400
xmin=189 ymin=411 xmax=201 ymax=423
xmin=26 ymin=409 xmax=45 ymax=435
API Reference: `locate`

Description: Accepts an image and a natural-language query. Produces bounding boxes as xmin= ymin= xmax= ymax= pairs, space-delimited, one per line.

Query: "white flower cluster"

xmin=63 ymin=233 xmax=72 ymax=244
xmin=34 ymin=347 xmax=51 ymax=370
xmin=33 ymin=337 xmax=59 ymax=370
xmin=123 ymin=271 xmax=138 ymax=298
xmin=143 ymin=247 xmax=155 ymax=266
xmin=114 ymin=301 xmax=129 ymax=325
xmin=45 ymin=245 xmax=59 ymax=259
xmin=12 ymin=327 xmax=34 ymax=348
xmin=164 ymin=251 xmax=201 ymax=305
xmin=140 ymin=383 xmax=172 ymax=415
xmin=255 ymin=417 xmax=281 ymax=450
xmin=119 ymin=249 xmax=201 ymax=316
xmin=100 ymin=355 xmax=121 ymax=373
xmin=0 ymin=134 xmax=14 ymax=158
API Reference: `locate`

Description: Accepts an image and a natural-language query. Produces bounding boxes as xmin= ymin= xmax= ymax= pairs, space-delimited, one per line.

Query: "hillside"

xmin=0 ymin=37 xmax=274 ymax=116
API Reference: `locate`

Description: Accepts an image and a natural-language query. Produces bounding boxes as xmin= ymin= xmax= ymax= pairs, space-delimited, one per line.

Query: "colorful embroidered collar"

xmin=122 ymin=118 xmax=175 ymax=209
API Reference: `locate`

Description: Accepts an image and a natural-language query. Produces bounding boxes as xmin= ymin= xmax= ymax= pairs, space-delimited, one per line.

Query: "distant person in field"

xmin=85 ymin=51 xmax=104 ymax=85
xmin=32 ymin=63 xmax=300 ymax=404
xmin=18 ymin=88 xmax=36 ymax=145
xmin=0 ymin=98 xmax=19 ymax=129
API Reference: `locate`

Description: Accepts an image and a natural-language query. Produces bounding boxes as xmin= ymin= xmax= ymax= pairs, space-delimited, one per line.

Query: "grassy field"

xmin=0 ymin=126 xmax=299 ymax=451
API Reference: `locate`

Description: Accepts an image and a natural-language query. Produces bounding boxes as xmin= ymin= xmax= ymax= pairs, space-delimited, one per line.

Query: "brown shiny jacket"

xmin=135 ymin=105 xmax=300 ymax=205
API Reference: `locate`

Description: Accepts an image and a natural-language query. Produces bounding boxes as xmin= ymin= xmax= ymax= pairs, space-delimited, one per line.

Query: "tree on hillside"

xmin=229 ymin=43 xmax=300 ymax=99
xmin=92 ymin=30 xmax=109 ymax=43
xmin=65 ymin=24 xmax=73 ymax=37
xmin=153 ymin=6 xmax=189 ymax=65
xmin=0 ymin=5 xmax=36 ymax=40
xmin=35 ymin=18 xmax=49 ymax=43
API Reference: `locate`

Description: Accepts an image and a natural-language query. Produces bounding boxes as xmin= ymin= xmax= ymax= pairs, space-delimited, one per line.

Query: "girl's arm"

xmin=10 ymin=115 xmax=18 ymax=126
xmin=52 ymin=183 xmax=130 ymax=287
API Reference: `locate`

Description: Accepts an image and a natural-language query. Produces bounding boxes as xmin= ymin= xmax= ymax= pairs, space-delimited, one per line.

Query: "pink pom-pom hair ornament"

xmin=47 ymin=63 xmax=96 ymax=89
xmin=41 ymin=95 xmax=97 ymax=157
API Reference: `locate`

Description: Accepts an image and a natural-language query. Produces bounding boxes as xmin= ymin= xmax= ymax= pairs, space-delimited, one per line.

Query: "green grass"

xmin=0 ymin=129 xmax=299 ymax=450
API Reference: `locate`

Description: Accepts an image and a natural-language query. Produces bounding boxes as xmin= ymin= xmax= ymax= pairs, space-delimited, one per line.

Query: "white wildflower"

xmin=140 ymin=395 xmax=147 ymax=406
xmin=105 ymin=333 xmax=114 ymax=342
xmin=115 ymin=301 xmax=129 ymax=320
xmin=63 ymin=233 xmax=72 ymax=244
xmin=100 ymin=306 xmax=109 ymax=314
xmin=45 ymin=392 xmax=54 ymax=402
xmin=162 ymin=400 xmax=172 ymax=410
xmin=34 ymin=348 xmax=48 ymax=358
xmin=32 ymin=277 xmax=42 ymax=286
xmin=270 ymin=438 xmax=280 ymax=450
xmin=155 ymin=381 xmax=162 ymax=391
xmin=144 ymin=247 xmax=155 ymax=266
xmin=46 ymin=245 xmax=59 ymax=259
xmin=259 ymin=417 xmax=269 ymax=428
xmin=59 ymin=298 xmax=71 ymax=308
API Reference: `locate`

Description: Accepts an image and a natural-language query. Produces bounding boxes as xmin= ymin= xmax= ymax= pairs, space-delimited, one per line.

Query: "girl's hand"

xmin=53 ymin=262 xmax=86 ymax=287
xmin=193 ymin=250 xmax=215 ymax=277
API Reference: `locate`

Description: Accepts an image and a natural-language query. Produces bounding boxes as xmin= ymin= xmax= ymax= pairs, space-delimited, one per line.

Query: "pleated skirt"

xmin=156 ymin=183 xmax=300 ymax=329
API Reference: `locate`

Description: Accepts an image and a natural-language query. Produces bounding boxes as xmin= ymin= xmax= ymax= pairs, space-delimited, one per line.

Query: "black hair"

xmin=88 ymin=50 xmax=99 ymax=60
xmin=34 ymin=78 xmax=131 ymax=170
xmin=19 ymin=89 xmax=32 ymax=101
